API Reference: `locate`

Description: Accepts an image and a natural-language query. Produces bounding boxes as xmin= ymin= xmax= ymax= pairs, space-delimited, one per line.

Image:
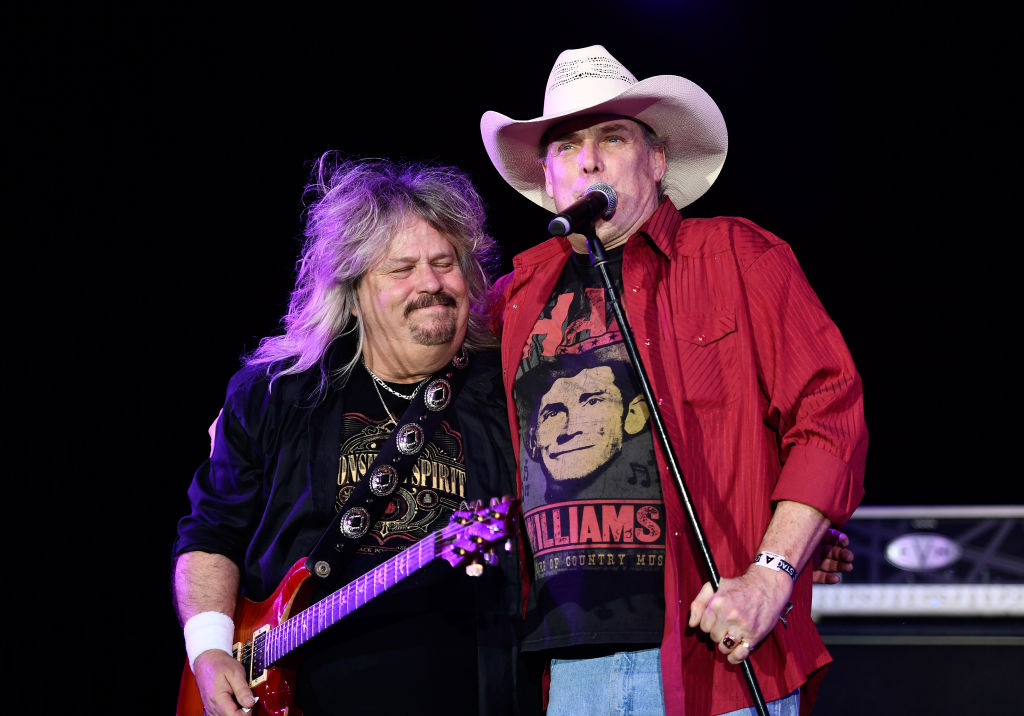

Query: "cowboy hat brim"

xmin=481 ymin=74 xmax=728 ymax=212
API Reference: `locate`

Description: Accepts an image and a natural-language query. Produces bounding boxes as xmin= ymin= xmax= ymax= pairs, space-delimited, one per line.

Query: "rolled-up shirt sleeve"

xmin=746 ymin=243 xmax=868 ymax=526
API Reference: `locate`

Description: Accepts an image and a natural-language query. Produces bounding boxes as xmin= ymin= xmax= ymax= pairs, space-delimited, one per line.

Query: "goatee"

xmin=406 ymin=293 xmax=459 ymax=346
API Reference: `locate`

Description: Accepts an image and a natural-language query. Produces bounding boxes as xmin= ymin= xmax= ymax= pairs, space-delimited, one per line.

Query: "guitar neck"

xmin=178 ymin=497 xmax=515 ymax=715
xmin=255 ymin=525 xmax=449 ymax=667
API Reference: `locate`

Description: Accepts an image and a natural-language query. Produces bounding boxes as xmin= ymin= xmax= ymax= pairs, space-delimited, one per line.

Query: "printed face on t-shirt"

xmin=533 ymin=365 xmax=627 ymax=481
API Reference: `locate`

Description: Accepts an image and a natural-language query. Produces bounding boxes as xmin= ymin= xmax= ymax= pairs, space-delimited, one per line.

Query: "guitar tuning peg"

xmin=484 ymin=551 xmax=498 ymax=566
xmin=504 ymin=538 xmax=512 ymax=552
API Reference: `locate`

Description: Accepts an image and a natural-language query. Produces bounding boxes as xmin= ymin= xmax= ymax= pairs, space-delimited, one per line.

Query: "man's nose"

xmin=579 ymin=140 xmax=602 ymax=175
xmin=556 ymin=421 xmax=581 ymax=444
xmin=416 ymin=264 xmax=444 ymax=292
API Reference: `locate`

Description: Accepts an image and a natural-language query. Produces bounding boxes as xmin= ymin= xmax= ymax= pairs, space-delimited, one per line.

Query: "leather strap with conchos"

xmin=306 ymin=346 xmax=471 ymax=581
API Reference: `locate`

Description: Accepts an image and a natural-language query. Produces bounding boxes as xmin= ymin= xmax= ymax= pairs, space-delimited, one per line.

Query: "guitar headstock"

xmin=440 ymin=495 xmax=520 ymax=574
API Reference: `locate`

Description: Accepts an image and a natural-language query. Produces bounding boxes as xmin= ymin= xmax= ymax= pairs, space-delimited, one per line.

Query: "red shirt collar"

xmin=633 ymin=197 xmax=682 ymax=258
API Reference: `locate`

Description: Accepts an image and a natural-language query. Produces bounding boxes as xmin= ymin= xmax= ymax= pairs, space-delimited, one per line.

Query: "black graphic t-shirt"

xmin=296 ymin=368 xmax=479 ymax=715
xmin=514 ymin=246 xmax=666 ymax=653
xmin=334 ymin=386 xmax=470 ymax=567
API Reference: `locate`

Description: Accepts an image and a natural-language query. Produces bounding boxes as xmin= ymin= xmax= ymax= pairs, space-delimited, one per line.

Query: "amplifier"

xmin=808 ymin=507 xmax=1023 ymax=715
xmin=811 ymin=505 xmax=1024 ymax=618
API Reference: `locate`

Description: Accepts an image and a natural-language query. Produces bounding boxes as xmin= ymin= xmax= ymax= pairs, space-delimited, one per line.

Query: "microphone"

xmin=547 ymin=183 xmax=618 ymax=236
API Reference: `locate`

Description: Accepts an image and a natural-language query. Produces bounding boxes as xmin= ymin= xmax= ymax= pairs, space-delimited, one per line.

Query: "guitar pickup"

xmin=236 ymin=623 xmax=271 ymax=687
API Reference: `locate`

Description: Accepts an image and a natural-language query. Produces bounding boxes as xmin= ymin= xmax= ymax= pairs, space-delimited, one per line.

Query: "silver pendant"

xmin=339 ymin=506 xmax=370 ymax=539
xmin=368 ymin=464 xmax=399 ymax=496
xmin=396 ymin=423 xmax=425 ymax=455
xmin=423 ymin=378 xmax=452 ymax=411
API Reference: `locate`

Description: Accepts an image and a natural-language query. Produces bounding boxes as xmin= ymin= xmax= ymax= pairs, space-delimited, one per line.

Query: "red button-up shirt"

xmin=491 ymin=199 xmax=867 ymax=715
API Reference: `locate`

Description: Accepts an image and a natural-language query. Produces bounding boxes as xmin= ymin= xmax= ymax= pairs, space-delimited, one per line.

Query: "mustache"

xmin=404 ymin=292 xmax=457 ymax=316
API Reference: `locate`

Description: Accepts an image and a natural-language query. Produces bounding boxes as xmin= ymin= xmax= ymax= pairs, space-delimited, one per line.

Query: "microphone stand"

xmin=579 ymin=222 xmax=770 ymax=716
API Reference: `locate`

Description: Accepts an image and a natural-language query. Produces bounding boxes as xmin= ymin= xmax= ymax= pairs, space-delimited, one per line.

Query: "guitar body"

xmin=176 ymin=559 xmax=315 ymax=716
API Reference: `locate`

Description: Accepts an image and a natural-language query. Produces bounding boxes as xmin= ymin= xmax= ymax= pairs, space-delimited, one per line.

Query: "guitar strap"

xmin=306 ymin=346 xmax=471 ymax=582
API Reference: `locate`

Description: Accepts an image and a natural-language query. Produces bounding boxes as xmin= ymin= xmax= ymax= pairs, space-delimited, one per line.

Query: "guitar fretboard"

xmin=247 ymin=523 xmax=459 ymax=671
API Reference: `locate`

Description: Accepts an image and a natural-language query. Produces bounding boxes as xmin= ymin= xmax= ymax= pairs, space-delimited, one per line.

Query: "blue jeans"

xmin=547 ymin=648 xmax=665 ymax=716
xmin=546 ymin=648 xmax=799 ymax=716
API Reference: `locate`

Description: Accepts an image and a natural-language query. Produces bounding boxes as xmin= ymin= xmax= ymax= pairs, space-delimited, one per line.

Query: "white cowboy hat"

xmin=480 ymin=45 xmax=728 ymax=212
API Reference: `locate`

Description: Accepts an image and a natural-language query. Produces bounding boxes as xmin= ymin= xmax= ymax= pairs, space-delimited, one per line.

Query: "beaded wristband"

xmin=753 ymin=551 xmax=797 ymax=581
xmin=183 ymin=610 xmax=234 ymax=672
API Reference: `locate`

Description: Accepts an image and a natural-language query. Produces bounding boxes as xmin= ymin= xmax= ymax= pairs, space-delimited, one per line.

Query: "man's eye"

xmin=539 ymin=407 xmax=562 ymax=422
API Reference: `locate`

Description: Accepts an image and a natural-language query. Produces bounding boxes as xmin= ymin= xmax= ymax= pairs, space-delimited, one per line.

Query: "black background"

xmin=12 ymin=2 xmax=1018 ymax=713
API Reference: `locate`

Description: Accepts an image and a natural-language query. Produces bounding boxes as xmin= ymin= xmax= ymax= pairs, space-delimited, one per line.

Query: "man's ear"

xmin=651 ymin=144 xmax=667 ymax=183
xmin=624 ymin=395 xmax=650 ymax=435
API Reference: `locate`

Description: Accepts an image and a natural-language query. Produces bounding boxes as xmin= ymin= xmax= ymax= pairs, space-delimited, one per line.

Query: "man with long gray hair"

xmin=172 ymin=155 xmax=537 ymax=716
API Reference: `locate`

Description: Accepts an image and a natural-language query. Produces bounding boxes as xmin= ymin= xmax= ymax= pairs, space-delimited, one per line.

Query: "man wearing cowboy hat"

xmin=481 ymin=46 xmax=867 ymax=715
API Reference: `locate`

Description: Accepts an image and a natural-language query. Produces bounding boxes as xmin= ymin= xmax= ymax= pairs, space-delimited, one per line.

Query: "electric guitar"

xmin=176 ymin=496 xmax=518 ymax=716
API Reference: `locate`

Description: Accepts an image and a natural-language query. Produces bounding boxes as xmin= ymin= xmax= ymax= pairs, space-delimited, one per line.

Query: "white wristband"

xmin=753 ymin=551 xmax=797 ymax=581
xmin=183 ymin=611 xmax=235 ymax=672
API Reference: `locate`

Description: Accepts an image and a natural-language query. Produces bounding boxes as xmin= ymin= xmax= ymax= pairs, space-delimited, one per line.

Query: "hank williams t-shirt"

xmin=513 ymin=246 xmax=666 ymax=652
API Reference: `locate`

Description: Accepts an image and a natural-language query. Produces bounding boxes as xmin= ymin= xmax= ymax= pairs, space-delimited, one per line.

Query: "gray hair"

xmin=246 ymin=153 xmax=500 ymax=390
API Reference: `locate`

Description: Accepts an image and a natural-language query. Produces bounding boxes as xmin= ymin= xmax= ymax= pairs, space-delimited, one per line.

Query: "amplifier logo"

xmin=885 ymin=533 xmax=962 ymax=571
